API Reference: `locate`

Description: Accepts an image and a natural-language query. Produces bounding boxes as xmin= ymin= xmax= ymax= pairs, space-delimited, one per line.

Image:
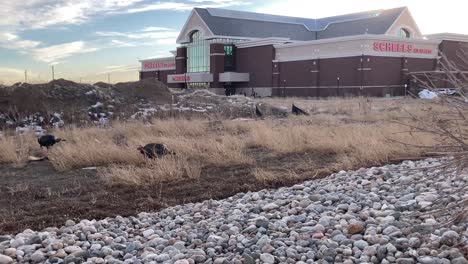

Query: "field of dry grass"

xmin=1 ymin=97 xmax=449 ymax=234
xmin=0 ymin=97 xmax=440 ymax=186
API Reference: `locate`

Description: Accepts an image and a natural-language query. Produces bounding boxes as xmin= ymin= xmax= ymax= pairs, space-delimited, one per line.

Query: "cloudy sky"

xmin=0 ymin=0 xmax=467 ymax=84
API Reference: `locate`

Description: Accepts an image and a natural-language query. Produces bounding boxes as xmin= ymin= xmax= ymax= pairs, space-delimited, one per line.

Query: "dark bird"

xmin=38 ymin=135 xmax=66 ymax=149
xmin=292 ymin=104 xmax=310 ymax=116
xmin=255 ymin=105 xmax=263 ymax=118
xmin=138 ymin=143 xmax=176 ymax=159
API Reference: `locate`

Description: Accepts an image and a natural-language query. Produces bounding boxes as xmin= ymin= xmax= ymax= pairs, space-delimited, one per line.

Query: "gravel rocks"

xmin=0 ymin=255 xmax=13 ymax=264
xmin=1 ymin=159 xmax=467 ymax=263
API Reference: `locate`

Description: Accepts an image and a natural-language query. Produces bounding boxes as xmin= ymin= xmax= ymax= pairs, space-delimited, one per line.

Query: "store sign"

xmin=168 ymin=73 xmax=213 ymax=83
xmin=373 ymin=41 xmax=433 ymax=54
xmin=171 ymin=75 xmax=191 ymax=82
xmin=141 ymin=59 xmax=176 ymax=71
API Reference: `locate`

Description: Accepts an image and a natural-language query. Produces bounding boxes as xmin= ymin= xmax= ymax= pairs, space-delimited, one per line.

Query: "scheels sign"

xmin=373 ymin=41 xmax=433 ymax=54
xmin=171 ymin=75 xmax=190 ymax=82
xmin=142 ymin=61 xmax=176 ymax=70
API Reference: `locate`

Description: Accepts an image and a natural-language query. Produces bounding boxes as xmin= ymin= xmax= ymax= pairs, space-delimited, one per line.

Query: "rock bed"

xmin=0 ymin=159 xmax=467 ymax=264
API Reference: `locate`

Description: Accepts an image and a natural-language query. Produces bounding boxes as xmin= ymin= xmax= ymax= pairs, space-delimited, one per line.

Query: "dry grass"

xmin=99 ymin=157 xmax=202 ymax=187
xmin=254 ymin=168 xmax=300 ymax=184
xmin=0 ymin=133 xmax=37 ymax=167
xmin=0 ymin=98 xmax=446 ymax=186
xmin=247 ymin=121 xmax=435 ymax=170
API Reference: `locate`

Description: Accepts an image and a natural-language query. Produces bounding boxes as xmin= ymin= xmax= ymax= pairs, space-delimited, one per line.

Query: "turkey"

xmin=292 ymin=104 xmax=309 ymax=116
xmin=138 ymin=143 xmax=176 ymax=159
xmin=38 ymin=135 xmax=66 ymax=149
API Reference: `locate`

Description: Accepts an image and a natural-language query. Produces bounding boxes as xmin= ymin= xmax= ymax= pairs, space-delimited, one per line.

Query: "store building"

xmin=139 ymin=7 xmax=468 ymax=97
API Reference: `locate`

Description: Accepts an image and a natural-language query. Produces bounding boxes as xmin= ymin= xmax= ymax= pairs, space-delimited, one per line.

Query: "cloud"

xmin=96 ymin=27 xmax=180 ymax=48
xmin=0 ymin=30 xmax=98 ymax=64
xmin=31 ymin=41 xmax=98 ymax=64
xmin=0 ymin=0 xmax=250 ymax=30
xmin=141 ymin=27 xmax=174 ymax=32
xmin=96 ymin=30 xmax=180 ymax=39
xmin=104 ymin=64 xmax=139 ymax=73
xmin=0 ymin=0 xmax=146 ymax=29
xmin=125 ymin=0 xmax=251 ymax=13
xmin=0 ymin=32 xmax=41 ymax=50
xmin=110 ymin=39 xmax=136 ymax=47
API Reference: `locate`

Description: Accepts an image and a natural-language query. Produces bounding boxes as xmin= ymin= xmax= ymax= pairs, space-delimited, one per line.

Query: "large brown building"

xmin=139 ymin=7 xmax=468 ymax=97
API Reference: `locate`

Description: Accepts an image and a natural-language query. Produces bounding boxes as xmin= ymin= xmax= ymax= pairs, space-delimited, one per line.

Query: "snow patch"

xmin=419 ymin=89 xmax=438 ymax=99
xmin=91 ymin=102 xmax=104 ymax=108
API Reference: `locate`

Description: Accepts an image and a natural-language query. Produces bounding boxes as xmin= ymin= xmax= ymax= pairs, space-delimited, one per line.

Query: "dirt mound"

xmin=0 ymin=79 xmax=287 ymax=132
xmin=113 ymin=78 xmax=172 ymax=104
xmin=0 ymin=78 xmax=173 ymax=130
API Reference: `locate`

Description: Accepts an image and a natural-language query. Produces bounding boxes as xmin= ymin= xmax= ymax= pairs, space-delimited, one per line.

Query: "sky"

xmin=0 ymin=0 xmax=467 ymax=85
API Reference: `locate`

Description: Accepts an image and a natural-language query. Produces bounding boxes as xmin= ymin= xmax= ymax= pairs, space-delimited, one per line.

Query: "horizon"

xmin=1 ymin=0 xmax=467 ymax=85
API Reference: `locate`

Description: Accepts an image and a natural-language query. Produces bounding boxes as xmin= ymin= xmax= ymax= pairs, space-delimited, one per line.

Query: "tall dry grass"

xmin=247 ymin=121 xmax=435 ymax=169
xmin=0 ymin=99 xmax=444 ymax=186
xmin=99 ymin=157 xmax=201 ymax=187
xmin=48 ymin=119 xmax=253 ymax=172
xmin=0 ymin=133 xmax=37 ymax=167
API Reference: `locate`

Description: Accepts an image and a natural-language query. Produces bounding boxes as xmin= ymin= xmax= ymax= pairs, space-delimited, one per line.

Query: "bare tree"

xmin=399 ymin=51 xmax=468 ymax=226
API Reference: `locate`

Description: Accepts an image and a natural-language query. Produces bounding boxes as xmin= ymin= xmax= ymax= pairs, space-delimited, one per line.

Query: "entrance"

xmin=224 ymin=82 xmax=236 ymax=96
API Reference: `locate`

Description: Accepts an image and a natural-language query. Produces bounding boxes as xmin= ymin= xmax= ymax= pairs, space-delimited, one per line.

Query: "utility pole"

xmin=24 ymin=70 xmax=28 ymax=83
xmin=51 ymin=66 xmax=55 ymax=80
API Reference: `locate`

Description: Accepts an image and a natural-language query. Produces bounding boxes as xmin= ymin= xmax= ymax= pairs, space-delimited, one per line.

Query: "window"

xmin=224 ymin=45 xmax=236 ymax=71
xmin=187 ymin=31 xmax=210 ymax=73
xmin=188 ymin=82 xmax=209 ymax=89
xmin=397 ymin=28 xmax=411 ymax=38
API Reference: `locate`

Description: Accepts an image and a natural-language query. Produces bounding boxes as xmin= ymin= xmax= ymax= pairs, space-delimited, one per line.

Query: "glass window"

xmin=188 ymin=82 xmax=209 ymax=88
xmin=224 ymin=45 xmax=236 ymax=71
xmin=187 ymin=31 xmax=210 ymax=73
xmin=397 ymin=28 xmax=411 ymax=38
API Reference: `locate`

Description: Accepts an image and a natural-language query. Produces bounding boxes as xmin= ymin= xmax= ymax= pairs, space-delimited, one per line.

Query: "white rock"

xmin=0 ymin=255 xmax=13 ymax=264
xmin=30 ymin=251 xmax=44 ymax=263
xmin=262 ymin=203 xmax=279 ymax=211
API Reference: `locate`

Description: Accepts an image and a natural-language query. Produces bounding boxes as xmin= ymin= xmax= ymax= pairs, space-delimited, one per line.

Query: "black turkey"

xmin=292 ymin=104 xmax=309 ymax=116
xmin=38 ymin=135 xmax=65 ymax=149
xmin=138 ymin=143 xmax=176 ymax=159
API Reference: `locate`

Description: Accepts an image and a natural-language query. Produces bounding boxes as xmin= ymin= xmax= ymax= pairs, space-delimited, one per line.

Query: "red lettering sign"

xmin=171 ymin=76 xmax=190 ymax=82
xmin=373 ymin=41 xmax=431 ymax=55
xmin=142 ymin=61 xmax=176 ymax=70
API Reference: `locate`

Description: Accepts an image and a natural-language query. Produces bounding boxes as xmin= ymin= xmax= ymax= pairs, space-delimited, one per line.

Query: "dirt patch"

xmin=0 ymin=149 xmax=339 ymax=235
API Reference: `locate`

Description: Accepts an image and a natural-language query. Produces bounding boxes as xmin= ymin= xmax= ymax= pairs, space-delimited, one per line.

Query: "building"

xmin=140 ymin=7 xmax=468 ymax=97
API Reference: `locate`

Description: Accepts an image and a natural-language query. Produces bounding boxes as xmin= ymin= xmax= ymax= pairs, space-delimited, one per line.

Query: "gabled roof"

xmin=191 ymin=6 xmax=408 ymax=41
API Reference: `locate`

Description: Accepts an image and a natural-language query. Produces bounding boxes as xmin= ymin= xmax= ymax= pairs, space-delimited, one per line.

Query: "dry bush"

xmin=0 ymin=133 xmax=36 ymax=167
xmin=400 ymin=53 xmax=468 ymax=225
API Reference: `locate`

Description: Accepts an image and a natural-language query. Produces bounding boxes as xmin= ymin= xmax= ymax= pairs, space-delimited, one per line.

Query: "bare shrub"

xmin=401 ymin=53 xmax=468 ymax=225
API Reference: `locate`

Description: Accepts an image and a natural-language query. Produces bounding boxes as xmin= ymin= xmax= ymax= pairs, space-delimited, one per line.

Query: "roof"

xmin=193 ymin=7 xmax=407 ymax=41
